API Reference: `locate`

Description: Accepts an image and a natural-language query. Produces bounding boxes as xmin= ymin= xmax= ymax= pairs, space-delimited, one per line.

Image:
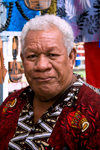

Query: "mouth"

xmin=33 ymin=77 xmax=54 ymax=82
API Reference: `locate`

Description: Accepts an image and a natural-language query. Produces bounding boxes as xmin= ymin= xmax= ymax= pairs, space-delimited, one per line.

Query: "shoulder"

xmin=0 ymin=86 xmax=29 ymax=116
xmin=0 ymin=86 xmax=30 ymax=148
xmin=78 ymin=84 xmax=100 ymax=106
xmin=77 ymin=84 xmax=100 ymax=125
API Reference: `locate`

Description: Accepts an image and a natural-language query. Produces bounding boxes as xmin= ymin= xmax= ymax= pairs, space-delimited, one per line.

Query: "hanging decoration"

xmin=15 ymin=1 xmax=30 ymax=21
xmin=9 ymin=36 xmax=22 ymax=83
xmin=41 ymin=0 xmax=57 ymax=15
xmin=24 ymin=0 xmax=51 ymax=11
xmin=0 ymin=2 xmax=13 ymax=32
xmin=0 ymin=37 xmax=7 ymax=84
xmin=57 ymin=0 xmax=100 ymax=43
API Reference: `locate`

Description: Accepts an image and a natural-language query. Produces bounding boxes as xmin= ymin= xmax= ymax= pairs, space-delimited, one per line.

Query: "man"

xmin=0 ymin=14 xmax=100 ymax=150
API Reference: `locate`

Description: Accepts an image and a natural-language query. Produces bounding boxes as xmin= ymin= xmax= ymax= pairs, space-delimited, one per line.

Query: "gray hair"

xmin=21 ymin=14 xmax=74 ymax=55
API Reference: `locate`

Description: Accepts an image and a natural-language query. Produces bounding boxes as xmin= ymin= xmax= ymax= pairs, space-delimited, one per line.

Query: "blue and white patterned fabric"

xmin=57 ymin=0 xmax=100 ymax=43
xmin=3 ymin=0 xmax=40 ymax=31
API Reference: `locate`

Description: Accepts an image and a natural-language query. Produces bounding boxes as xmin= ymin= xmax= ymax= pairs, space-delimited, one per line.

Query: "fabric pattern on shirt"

xmin=8 ymin=79 xmax=83 ymax=150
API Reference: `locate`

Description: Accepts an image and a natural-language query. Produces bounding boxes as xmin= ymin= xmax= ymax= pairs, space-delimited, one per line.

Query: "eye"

xmin=48 ymin=53 xmax=59 ymax=58
xmin=27 ymin=54 xmax=36 ymax=58
xmin=27 ymin=54 xmax=38 ymax=60
xmin=49 ymin=54 xmax=56 ymax=56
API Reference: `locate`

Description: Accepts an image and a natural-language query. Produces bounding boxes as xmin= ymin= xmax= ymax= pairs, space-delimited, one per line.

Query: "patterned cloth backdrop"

xmin=2 ymin=0 xmax=100 ymax=42
xmin=2 ymin=0 xmax=40 ymax=31
xmin=57 ymin=0 xmax=100 ymax=43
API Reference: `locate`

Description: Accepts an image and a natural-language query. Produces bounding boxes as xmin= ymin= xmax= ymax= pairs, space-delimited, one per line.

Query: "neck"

xmin=33 ymin=95 xmax=58 ymax=123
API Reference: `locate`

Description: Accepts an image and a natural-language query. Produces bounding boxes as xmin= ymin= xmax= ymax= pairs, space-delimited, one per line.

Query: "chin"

xmin=35 ymin=89 xmax=57 ymax=100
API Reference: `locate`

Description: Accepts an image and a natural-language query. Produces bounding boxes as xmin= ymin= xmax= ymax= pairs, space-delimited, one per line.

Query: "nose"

xmin=35 ymin=54 xmax=52 ymax=72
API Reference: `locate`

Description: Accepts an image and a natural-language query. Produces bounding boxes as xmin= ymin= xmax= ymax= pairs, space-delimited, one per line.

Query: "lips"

xmin=33 ymin=77 xmax=54 ymax=82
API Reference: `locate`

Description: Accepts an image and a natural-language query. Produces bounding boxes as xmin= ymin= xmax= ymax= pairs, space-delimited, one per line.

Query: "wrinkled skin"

xmin=21 ymin=26 xmax=76 ymax=101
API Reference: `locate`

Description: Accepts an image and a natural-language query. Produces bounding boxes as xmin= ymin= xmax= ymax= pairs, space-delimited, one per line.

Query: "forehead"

xmin=25 ymin=26 xmax=63 ymax=42
xmin=24 ymin=26 xmax=65 ymax=52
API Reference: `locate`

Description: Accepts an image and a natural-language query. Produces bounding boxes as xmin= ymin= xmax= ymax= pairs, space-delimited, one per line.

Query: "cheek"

xmin=23 ymin=59 xmax=33 ymax=69
xmin=57 ymin=60 xmax=71 ymax=81
xmin=23 ymin=61 xmax=33 ymax=76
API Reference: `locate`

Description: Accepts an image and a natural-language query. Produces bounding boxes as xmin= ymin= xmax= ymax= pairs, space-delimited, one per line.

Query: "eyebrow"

xmin=47 ymin=46 xmax=59 ymax=52
xmin=24 ymin=46 xmax=59 ymax=54
xmin=24 ymin=47 xmax=36 ymax=53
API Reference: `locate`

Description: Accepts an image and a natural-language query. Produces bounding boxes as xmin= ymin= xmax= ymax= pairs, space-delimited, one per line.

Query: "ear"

xmin=69 ymin=48 xmax=77 ymax=68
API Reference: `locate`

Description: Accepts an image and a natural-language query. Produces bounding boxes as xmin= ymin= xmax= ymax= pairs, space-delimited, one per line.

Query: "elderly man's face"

xmin=21 ymin=27 xmax=75 ymax=100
